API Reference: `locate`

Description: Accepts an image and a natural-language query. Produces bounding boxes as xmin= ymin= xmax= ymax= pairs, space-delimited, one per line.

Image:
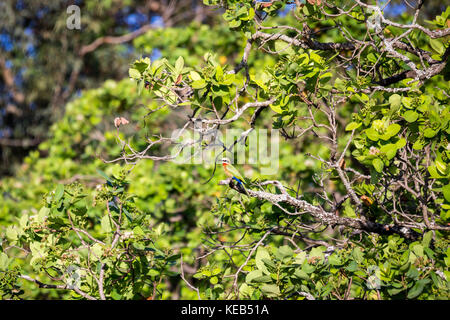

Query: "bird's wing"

xmin=226 ymin=165 xmax=245 ymax=181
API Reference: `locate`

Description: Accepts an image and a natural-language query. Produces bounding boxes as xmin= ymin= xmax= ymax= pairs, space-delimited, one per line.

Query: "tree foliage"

xmin=0 ymin=0 xmax=213 ymax=175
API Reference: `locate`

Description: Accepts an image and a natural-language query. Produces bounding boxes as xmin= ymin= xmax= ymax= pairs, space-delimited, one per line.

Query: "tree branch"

xmin=79 ymin=24 xmax=155 ymax=56
xmin=220 ymin=179 xmax=421 ymax=240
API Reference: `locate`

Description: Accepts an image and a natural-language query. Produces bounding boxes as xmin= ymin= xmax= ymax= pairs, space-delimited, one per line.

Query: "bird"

xmin=221 ymin=157 xmax=248 ymax=195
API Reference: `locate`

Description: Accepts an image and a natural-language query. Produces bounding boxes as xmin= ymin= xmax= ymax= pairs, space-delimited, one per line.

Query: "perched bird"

xmin=221 ymin=157 xmax=248 ymax=195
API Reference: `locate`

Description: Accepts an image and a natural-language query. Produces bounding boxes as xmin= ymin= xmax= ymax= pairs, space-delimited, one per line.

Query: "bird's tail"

xmin=233 ymin=177 xmax=249 ymax=195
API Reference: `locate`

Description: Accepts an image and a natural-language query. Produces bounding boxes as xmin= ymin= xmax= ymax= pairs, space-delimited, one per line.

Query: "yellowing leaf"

xmin=128 ymin=68 xmax=141 ymax=79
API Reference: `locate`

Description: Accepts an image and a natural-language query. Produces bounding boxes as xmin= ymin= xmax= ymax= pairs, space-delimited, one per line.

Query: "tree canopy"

xmin=0 ymin=0 xmax=214 ymax=175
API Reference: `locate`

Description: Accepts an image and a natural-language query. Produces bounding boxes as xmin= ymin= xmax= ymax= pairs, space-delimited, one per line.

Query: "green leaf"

xmin=250 ymin=74 xmax=268 ymax=91
xmin=412 ymin=244 xmax=424 ymax=258
xmin=387 ymin=285 xmax=406 ymax=296
xmin=407 ymin=279 xmax=430 ymax=299
xmin=6 ymin=226 xmax=18 ymax=242
xmin=261 ymin=284 xmax=280 ymax=297
xmin=422 ymin=231 xmax=433 ymax=248
xmin=133 ymin=58 xmax=150 ymax=73
xmin=367 ymin=52 xmax=377 ymax=63
xmin=389 ymin=94 xmax=401 ymax=108
xmin=55 ymin=184 xmax=65 ymax=201
xmin=424 ymin=247 xmax=435 ymax=261
xmin=275 ymin=245 xmax=293 ymax=260
xmin=343 ymin=204 xmax=357 ymax=218
xmin=222 ymin=73 xmax=235 ymax=85
xmin=228 ymin=19 xmax=241 ymax=28
xmin=396 ymin=138 xmax=406 ymax=149
xmin=428 ymin=165 xmax=445 ymax=179
xmin=175 ymin=56 xmax=184 ymax=74
xmin=294 ymin=251 xmax=307 ymax=265
xmin=148 ymin=269 xmax=160 ymax=277
xmin=309 ymin=247 xmax=325 ymax=262
xmin=133 ymin=226 xmax=144 ymax=236
xmin=239 ymin=283 xmax=253 ymax=297
xmin=345 ymin=122 xmax=362 ymax=131
xmin=401 ymin=96 xmax=413 ymax=108
xmin=435 ymin=159 xmax=447 ymax=175
xmin=210 ymin=276 xmax=219 ymax=285
xmin=111 ymin=290 xmax=122 ymax=300
xmin=90 ymin=243 xmax=103 ymax=261
xmin=274 ymin=40 xmax=295 ymax=56
xmin=190 ymin=71 xmax=202 ymax=81
xmin=101 ymin=215 xmax=113 ymax=233
xmin=37 ymin=207 xmax=50 ymax=223
xmin=379 ymin=143 xmax=397 ymax=160
xmin=270 ymin=95 xmax=289 ymax=114
xmin=252 ymin=275 xmax=272 ymax=283
xmin=400 ymin=249 xmax=410 ymax=265
xmin=403 ymin=110 xmax=419 ymax=123
xmin=151 ymin=59 xmax=166 ymax=75
xmin=255 ymin=247 xmax=271 ymax=275
xmin=163 ymin=60 xmax=176 ymax=74
xmin=328 ymin=253 xmax=343 ymax=266
xmin=310 ymin=52 xmax=324 ymax=64
xmin=30 ymin=241 xmax=44 ymax=255
xmin=211 ymin=85 xmax=229 ymax=96
xmin=319 ymin=72 xmax=333 ymax=84
xmin=0 ymin=252 xmax=10 ymax=270
xmin=442 ymin=184 xmax=450 ymax=202
xmin=246 ymin=270 xmax=263 ymax=283
xmin=385 ymin=123 xmax=401 ymax=137
xmin=96 ymin=169 xmax=113 ymax=183
xmin=19 ymin=214 xmax=28 ymax=228
xmin=429 ymin=39 xmax=445 ymax=55
xmin=406 ymin=266 xmax=419 ymax=279
xmin=137 ymin=79 xmax=144 ymax=95
xmin=294 ymin=269 xmax=309 ymax=280
xmin=191 ymin=79 xmax=207 ymax=89
xmin=236 ymin=6 xmax=248 ymax=17
xmin=334 ymin=78 xmax=346 ymax=91
xmin=270 ymin=103 xmax=283 ymax=114
xmin=423 ymin=128 xmax=438 ymax=138
xmin=240 ymin=7 xmax=255 ymax=21
xmin=372 ymin=158 xmax=384 ymax=173
xmin=352 ymin=247 xmax=364 ymax=264
xmin=413 ymin=139 xmax=425 ymax=150
xmin=247 ymin=7 xmax=255 ymax=20
xmin=430 ymin=272 xmax=444 ymax=289
xmin=302 ymin=262 xmax=315 ymax=274
xmin=168 ymin=253 xmax=181 ymax=262
xmin=261 ymin=258 xmax=276 ymax=270
xmin=215 ymin=65 xmax=224 ymax=81
xmin=346 ymin=261 xmax=358 ymax=272
xmin=366 ymin=128 xmax=380 ymax=141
